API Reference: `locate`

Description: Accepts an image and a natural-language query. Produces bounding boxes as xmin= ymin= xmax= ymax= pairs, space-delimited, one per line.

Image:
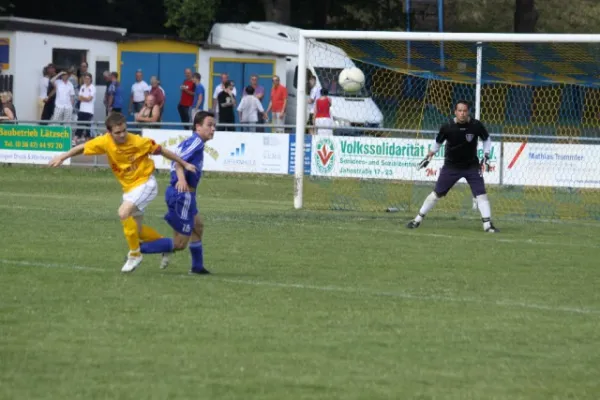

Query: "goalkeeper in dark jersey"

xmin=407 ymin=100 xmax=499 ymax=233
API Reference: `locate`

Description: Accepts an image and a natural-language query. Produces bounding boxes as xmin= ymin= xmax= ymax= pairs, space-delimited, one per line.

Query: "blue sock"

xmin=189 ymin=241 xmax=204 ymax=271
xmin=140 ymin=238 xmax=174 ymax=254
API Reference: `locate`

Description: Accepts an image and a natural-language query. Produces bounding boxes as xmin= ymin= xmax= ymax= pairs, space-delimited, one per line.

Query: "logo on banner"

xmin=465 ymin=134 xmax=474 ymax=142
xmin=224 ymin=141 xmax=256 ymax=166
xmin=315 ymin=138 xmax=335 ymax=173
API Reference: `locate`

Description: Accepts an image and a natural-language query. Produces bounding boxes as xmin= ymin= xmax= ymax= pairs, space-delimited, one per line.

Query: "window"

xmin=52 ymin=49 xmax=87 ymax=72
xmin=293 ymin=67 xmax=314 ymax=90
xmin=95 ymin=61 xmax=110 ymax=85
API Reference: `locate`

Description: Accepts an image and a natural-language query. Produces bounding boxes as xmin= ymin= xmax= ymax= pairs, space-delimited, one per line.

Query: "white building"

xmin=0 ymin=17 xmax=293 ymax=125
xmin=0 ymin=17 xmax=124 ymax=122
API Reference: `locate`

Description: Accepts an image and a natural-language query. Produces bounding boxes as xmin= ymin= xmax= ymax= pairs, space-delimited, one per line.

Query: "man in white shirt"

xmin=237 ymin=85 xmax=265 ymax=132
xmin=212 ymin=73 xmax=237 ymax=119
xmin=307 ymin=76 xmax=320 ymax=134
xmin=38 ymin=66 xmax=49 ymax=119
xmin=74 ymin=72 xmax=96 ymax=143
xmin=129 ymin=69 xmax=150 ymax=115
xmin=51 ymin=72 xmax=75 ymax=122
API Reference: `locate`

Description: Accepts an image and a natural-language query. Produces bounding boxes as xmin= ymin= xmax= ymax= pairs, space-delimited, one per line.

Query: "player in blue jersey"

xmin=139 ymin=111 xmax=215 ymax=274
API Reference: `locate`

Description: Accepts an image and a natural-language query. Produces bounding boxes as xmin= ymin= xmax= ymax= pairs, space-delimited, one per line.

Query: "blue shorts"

xmin=164 ymin=186 xmax=197 ymax=236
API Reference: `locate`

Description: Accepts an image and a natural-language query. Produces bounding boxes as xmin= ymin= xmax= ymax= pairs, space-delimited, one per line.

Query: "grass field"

xmin=1 ymin=165 xmax=600 ymax=399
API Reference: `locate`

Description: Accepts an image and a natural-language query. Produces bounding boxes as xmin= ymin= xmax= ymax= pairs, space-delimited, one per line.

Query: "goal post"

xmin=294 ymin=30 xmax=600 ymax=220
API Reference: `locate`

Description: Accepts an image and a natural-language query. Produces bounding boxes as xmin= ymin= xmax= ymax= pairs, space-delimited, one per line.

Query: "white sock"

xmin=415 ymin=192 xmax=439 ymax=222
xmin=476 ymin=194 xmax=492 ymax=229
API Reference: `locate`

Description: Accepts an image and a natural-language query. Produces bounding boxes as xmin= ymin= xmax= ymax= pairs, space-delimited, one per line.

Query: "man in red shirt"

xmin=265 ymin=75 xmax=288 ymax=133
xmin=178 ymin=68 xmax=196 ymax=128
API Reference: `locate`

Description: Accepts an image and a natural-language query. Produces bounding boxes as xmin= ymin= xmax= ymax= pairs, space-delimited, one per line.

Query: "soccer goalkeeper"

xmin=407 ymin=100 xmax=499 ymax=233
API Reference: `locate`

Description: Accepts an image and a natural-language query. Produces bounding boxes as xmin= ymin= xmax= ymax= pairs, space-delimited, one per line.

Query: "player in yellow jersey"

xmin=49 ymin=113 xmax=196 ymax=272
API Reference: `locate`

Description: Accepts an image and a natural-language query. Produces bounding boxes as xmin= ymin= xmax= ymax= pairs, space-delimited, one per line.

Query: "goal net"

xmin=295 ymin=32 xmax=600 ymax=221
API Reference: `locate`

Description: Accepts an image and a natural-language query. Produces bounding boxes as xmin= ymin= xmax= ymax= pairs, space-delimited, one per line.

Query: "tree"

xmin=260 ymin=0 xmax=291 ymax=25
xmin=164 ymin=0 xmax=220 ymax=40
xmin=514 ymin=0 xmax=538 ymax=32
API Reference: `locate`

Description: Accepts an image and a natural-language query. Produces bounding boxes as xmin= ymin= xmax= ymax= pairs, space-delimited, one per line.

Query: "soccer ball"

xmin=338 ymin=67 xmax=365 ymax=93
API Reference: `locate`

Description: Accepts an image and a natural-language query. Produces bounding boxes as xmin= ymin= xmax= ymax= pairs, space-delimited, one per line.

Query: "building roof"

xmin=118 ymin=33 xmax=202 ymax=46
xmin=0 ymin=16 xmax=126 ymax=41
xmin=201 ymin=42 xmax=288 ymax=58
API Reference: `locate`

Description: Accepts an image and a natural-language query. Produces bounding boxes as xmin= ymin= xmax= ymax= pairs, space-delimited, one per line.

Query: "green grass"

xmin=1 ymin=165 xmax=600 ymax=399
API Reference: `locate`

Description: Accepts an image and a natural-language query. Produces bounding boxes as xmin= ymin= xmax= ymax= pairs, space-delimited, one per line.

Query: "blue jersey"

xmin=169 ymin=133 xmax=205 ymax=189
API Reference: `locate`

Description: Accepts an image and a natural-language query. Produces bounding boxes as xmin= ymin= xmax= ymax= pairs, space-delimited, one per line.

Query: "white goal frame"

xmin=293 ymin=30 xmax=600 ymax=209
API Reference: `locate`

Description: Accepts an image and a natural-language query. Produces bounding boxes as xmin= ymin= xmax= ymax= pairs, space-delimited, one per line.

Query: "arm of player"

xmin=479 ymin=123 xmax=492 ymax=172
xmin=48 ymin=143 xmax=85 ymax=167
xmin=418 ymin=128 xmax=445 ymax=169
xmin=160 ymin=147 xmax=196 ymax=173
xmin=173 ymin=163 xmax=190 ymax=193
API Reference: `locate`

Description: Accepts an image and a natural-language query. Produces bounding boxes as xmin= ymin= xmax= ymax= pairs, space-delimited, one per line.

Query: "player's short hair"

xmin=223 ymin=80 xmax=232 ymax=89
xmin=245 ymin=85 xmax=255 ymax=95
xmin=455 ymin=100 xmax=471 ymax=110
xmin=321 ymin=88 xmax=329 ymax=96
xmin=194 ymin=111 xmax=215 ymax=128
xmin=193 ymin=72 xmax=201 ymax=80
xmin=105 ymin=112 xmax=127 ymax=132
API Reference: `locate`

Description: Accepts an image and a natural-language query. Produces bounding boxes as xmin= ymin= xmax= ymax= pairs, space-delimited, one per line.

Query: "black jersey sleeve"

xmin=477 ymin=120 xmax=490 ymax=140
xmin=435 ymin=124 xmax=448 ymax=144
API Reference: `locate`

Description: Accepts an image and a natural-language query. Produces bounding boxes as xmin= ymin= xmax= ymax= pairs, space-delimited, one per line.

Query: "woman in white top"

xmin=74 ymin=73 xmax=96 ymax=142
xmin=237 ymin=85 xmax=265 ymax=132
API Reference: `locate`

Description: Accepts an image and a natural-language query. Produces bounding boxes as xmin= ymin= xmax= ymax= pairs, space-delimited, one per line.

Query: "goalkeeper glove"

xmin=480 ymin=153 xmax=491 ymax=172
xmin=417 ymin=157 xmax=430 ymax=170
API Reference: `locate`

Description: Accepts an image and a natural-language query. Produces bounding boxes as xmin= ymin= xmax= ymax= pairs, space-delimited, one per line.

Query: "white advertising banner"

xmin=142 ymin=130 xmax=289 ymax=174
xmin=503 ymin=142 xmax=600 ymax=188
xmin=310 ymin=136 xmax=501 ymax=184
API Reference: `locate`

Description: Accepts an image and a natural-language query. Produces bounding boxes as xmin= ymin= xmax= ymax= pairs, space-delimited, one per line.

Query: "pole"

xmin=438 ymin=0 xmax=445 ymax=69
xmin=406 ymin=0 xmax=412 ymax=90
xmin=294 ymin=34 xmax=308 ymax=209
xmin=475 ymin=42 xmax=483 ymax=119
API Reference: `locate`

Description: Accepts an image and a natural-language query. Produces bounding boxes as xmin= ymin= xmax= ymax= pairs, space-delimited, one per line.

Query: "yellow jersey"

xmin=83 ymin=133 xmax=161 ymax=193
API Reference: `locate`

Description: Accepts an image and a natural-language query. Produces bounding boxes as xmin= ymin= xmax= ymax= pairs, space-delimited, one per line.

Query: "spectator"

xmin=41 ymin=63 xmax=58 ymax=124
xmin=191 ymin=72 xmax=205 ymax=121
xmin=107 ymin=72 xmax=123 ymax=114
xmin=74 ymin=72 xmax=95 ymax=143
xmin=237 ymin=85 xmax=264 ymax=132
xmin=129 ymin=69 xmax=150 ymax=115
xmin=149 ymin=76 xmax=165 ymax=116
xmin=67 ymin=66 xmax=79 ymax=122
xmin=38 ymin=66 xmax=49 ymax=119
xmin=135 ymin=94 xmax=161 ymax=129
xmin=78 ymin=62 xmax=89 ymax=87
xmin=266 ymin=75 xmax=288 ymax=133
xmin=247 ymin=74 xmax=265 ymax=132
xmin=314 ymin=88 xmax=333 ymax=136
xmin=178 ymin=68 xmax=195 ymax=127
xmin=217 ymin=80 xmax=236 ymax=131
xmin=0 ymin=91 xmax=17 ymax=122
xmin=212 ymin=73 xmax=237 ymax=118
xmin=307 ymin=76 xmax=320 ymax=134
xmin=51 ymin=71 xmax=75 ymax=123
xmin=102 ymin=71 xmax=112 ymax=116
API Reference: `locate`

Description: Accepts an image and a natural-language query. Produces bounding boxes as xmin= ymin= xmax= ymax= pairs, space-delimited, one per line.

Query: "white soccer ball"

xmin=338 ymin=67 xmax=365 ymax=93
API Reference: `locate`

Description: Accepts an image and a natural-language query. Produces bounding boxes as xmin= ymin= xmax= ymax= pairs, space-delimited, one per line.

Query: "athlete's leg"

xmin=407 ymin=167 xmax=461 ymax=228
xmin=188 ymin=214 xmax=209 ymax=274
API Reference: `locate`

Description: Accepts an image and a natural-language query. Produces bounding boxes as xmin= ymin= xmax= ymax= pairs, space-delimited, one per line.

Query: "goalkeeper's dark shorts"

xmin=434 ymin=166 xmax=486 ymax=197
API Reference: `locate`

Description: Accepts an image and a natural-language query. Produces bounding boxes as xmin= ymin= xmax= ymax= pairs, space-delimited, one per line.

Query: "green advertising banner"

xmin=0 ymin=125 xmax=71 ymax=165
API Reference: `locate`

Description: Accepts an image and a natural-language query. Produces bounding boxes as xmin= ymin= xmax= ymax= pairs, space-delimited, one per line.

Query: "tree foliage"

xmin=164 ymin=0 xmax=219 ymax=40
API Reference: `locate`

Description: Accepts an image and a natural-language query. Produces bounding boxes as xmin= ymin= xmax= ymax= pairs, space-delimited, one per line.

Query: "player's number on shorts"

xmin=182 ymin=224 xmax=191 ymax=233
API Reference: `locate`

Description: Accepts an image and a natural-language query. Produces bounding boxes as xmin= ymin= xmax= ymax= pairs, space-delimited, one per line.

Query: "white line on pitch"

xmin=1 ymin=258 xmax=598 ymax=316
xmin=0 ymin=259 xmax=106 ymax=272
